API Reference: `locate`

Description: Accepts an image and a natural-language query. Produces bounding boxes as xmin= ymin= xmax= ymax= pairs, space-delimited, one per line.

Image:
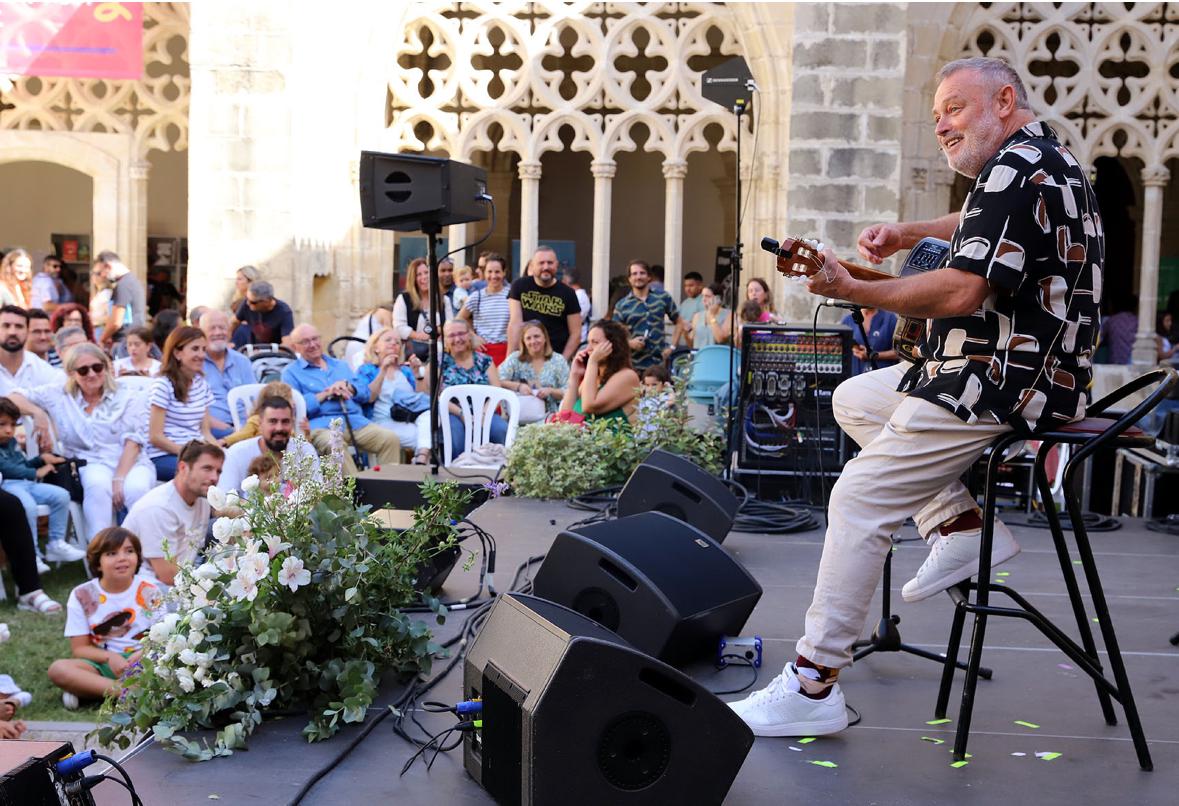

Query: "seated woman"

xmin=223 ymin=380 xmax=310 ymax=446
xmin=413 ymin=319 xmax=508 ymax=464
xmin=147 ymin=326 xmax=218 ymax=480
xmin=8 ymin=344 xmax=156 ymax=541
xmin=49 ymin=302 xmax=96 ymax=342
xmin=559 ymin=319 xmax=640 ymax=425
xmin=687 ymin=283 xmax=731 ymax=347
xmin=498 ymin=321 xmax=570 ymax=422
xmin=0 ymin=487 xmax=61 ymax=614
xmin=112 ymin=326 xmax=161 ymax=377
xmin=48 ymin=527 xmax=163 ymax=710
xmin=357 ymin=327 xmax=429 ymax=450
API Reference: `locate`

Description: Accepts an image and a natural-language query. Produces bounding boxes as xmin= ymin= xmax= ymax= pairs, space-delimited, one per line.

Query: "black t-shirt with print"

xmin=901 ymin=122 xmax=1103 ymax=432
xmin=508 ymin=276 xmax=580 ymax=351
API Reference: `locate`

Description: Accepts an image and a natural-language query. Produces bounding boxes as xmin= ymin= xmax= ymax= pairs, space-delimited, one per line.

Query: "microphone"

xmin=821 ymin=299 xmax=860 ymax=311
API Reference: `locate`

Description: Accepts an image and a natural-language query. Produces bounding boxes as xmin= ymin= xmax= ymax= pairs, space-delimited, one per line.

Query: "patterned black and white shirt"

xmin=902 ymin=122 xmax=1103 ymax=431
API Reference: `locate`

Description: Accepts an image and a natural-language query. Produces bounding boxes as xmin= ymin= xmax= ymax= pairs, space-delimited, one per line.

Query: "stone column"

xmin=590 ymin=159 xmax=616 ymax=322
xmin=128 ymin=159 xmax=151 ymax=284
xmin=1132 ymin=165 xmax=1171 ymax=367
xmin=447 ymin=223 xmax=469 ymax=267
xmin=662 ymin=160 xmax=687 ymax=302
xmin=517 ymin=160 xmax=542 ymax=277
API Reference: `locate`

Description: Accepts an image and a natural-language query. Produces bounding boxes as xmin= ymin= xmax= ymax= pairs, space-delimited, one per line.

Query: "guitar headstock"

xmin=765 ymin=236 xmax=825 ymax=281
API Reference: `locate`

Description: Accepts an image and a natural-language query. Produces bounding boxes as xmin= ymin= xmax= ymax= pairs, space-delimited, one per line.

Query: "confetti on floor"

xmin=789 ymin=746 xmax=802 ymax=752
xmin=920 ymin=736 xmax=945 ymax=745
xmin=1057 ymin=663 xmax=1074 ymax=671
xmin=996 ymin=571 xmax=1010 ymax=577
xmin=951 ymin=760 xmax=970 ymax=768
xmin=1014 ymin=720 xmax=1040 ymax=729
xmin=926 ymin=718 xmax=952 ymax=725
xmin=808 ymin=760 xmax=838 ymax=768
xmin=798 ymin=737 xmax=817 ymax=744
xmin=1011 ymin=752 xmax=1027 ymax=757
xmin=1036 ymin=752 xmax=1062 ymax=761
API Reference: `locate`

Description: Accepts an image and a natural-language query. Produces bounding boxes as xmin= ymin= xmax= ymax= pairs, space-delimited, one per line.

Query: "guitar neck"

xmin=837 ymin=259 xmax=897 ymax=283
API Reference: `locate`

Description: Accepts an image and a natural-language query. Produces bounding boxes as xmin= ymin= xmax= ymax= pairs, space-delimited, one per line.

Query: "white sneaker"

xmin=727 ymin=663 xmax=848 ymax=737
xmin=62 ymin=691 xmax=80 ymax=711
xmin=36 ymin=557 xmax=51 ymax=575
xmin=44 ymin=540 xmax=85 ymax=563
xmin=902 ymin=519 xmax=1021 ymax=603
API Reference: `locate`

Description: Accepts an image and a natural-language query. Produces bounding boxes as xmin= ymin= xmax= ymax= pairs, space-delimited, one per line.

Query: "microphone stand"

xmin=846 ymin=306 xmax=991 ymax=679
xmin=723 ymin=95 xmax=748 ymax=479
xmin=422 ymin=221 xmax=444 ymax=474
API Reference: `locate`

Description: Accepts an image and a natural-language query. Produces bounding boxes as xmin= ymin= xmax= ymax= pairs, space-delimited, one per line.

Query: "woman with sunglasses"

xmin=7 ymin=343 xmax=157 ymax=540
xmin=48 ymin=527 xmax=163 ymax=710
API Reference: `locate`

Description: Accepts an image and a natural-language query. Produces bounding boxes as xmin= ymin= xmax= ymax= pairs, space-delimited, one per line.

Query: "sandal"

xmin=411 ymin=449 xmax=430 ymax=465
xmin=17 ymin=590 xmax=62 ymax=615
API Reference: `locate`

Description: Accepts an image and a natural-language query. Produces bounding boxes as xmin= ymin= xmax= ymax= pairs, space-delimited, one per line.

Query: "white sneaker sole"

xmin=740 ymin=712 xmax=849 ymax=738
xmin=902 ymin=540 xmax=1021 ymax=603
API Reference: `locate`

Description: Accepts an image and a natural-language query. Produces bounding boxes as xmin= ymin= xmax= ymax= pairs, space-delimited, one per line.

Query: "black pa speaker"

xmin=616 ymin=449 xmax=739 ymax=542
xmin=463 ymin=593 xmax=753 ymax=806
xmin=358 ymin=151 xmax=489 ymax=231
xmin=532 ymin=512 xmax=761 ymax=664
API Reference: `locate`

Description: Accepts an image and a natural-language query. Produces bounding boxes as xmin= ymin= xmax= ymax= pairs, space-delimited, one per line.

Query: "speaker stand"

xmin=422 ymin=221 xmax=445 ymax=474
xmin=851 ymin=544 xmax=993 ymax=680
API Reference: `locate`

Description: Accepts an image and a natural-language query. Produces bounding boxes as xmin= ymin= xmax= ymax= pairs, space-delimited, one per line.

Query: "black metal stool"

xmin=934 ymin=368 xmax=1177 ymax=770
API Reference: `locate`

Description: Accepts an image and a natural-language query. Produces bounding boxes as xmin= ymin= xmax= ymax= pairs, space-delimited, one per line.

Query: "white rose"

xmin=155 ymin=666 xmax=172 ymax=680
xmin=164 ymin=635 xmax=187 ymax=659
xmin=187 ymin=630 xmax=205 ymax=647
xmin=175 ymin=668 xmax=195 ymax=693
xmin=200 ymin=676 xmax=217 ymax=688
xmin=241 ymin=474 xmax=260 ymax=493
xmin=149 ymin=620 xmax=172 ymax=643
xmin=206 ymin=485 xmax=227 ymax=510
xmin=178 ymin=648 xmax=198 ymax=666
xmin=225 ymin=490 xmax=242 ymax=509
xmin=194 ymin=562 xmax=220 ymax=580
xmin=193 ymin=666 xmax=207 ymax=681
xmin=211 ymin=517 xmax=235 ymax=543
xmin=189 ymin=610 xmax=208 ymax=631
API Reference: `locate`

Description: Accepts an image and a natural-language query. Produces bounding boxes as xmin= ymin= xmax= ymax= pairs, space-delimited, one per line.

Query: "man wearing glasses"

xmin=30 ymin=255 xmax=72 ymax=313
xmin=232 ymin=280 xmax=295 ymax=348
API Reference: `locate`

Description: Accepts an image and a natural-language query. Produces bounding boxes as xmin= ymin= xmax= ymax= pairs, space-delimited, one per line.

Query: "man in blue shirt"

xmin=839 ymin=306 xmax=900 ymax=375
xmin=612 ymin=260 xmax=679 ymax=370
xmin=282 ymin=324 xmax=402 ymax=472
xmin=200 ymin=310 xmax=257 ymax=437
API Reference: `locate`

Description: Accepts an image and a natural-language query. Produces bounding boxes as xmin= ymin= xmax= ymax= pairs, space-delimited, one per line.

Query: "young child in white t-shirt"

xmin=48 ymin=527 xmax=164 ymax=710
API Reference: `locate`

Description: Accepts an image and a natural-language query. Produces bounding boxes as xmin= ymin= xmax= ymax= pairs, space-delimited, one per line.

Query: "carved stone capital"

xmin=662 ymin=160 xmax=688 ymax=180
xmin=1141 ymin=165 xmax=1171 ymax=187
xmin=130 ymin=160 xmax=152 ymax=181
xmin=590 ymin=159 xmax=617 ymax=179
xmin=518 ymin=161 xmax=543 ymax=181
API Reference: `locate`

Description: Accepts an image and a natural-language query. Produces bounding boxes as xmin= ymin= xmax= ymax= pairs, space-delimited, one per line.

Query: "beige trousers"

xmin=795 ymin=363 xmax=1010 ymax=668
xmin=310 ymin=422 xmax=402 ymax=474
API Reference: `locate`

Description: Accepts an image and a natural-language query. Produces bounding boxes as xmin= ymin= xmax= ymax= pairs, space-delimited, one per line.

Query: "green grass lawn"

xmin=2 ymin=562 xmax=105 ymax=722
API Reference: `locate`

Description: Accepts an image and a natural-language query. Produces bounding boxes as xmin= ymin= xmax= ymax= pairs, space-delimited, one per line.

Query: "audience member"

xmin=54 ymin=327 xmax=88 ymax=365
xmin=48 ymin=527 xmax=164 ymax=710
xmin=123 ymin=440 xmax=223 ymax=585
xmin=150 ymin=309 xmax=182 ymax=354
xmin=30 ymin=255 xmax=71 ymax=312
xmin=734 ymin=300 xmax=764 ymax=348
xmin=498 ymin=320 xmax=569 ymax=421
xmin=458 ymin=252 xmax=510 ymax=365
xmin=282 ymin=324 xmax=402 ymax=473
xmin=559 ymin=319 xmax=639 ymax=425
xmin=413 ymin=319 xmax=508 ymax=464
xmin=148 ymin=327 xmax=218 ymax=481
xmin=93 ymin=251 xmax=147 ymax=349
xmin=438 ymin=257 xmax=457 ymax=305
xmin=562 ymin=267 xmax=592 ymax=343
xmin=612 ymin=259 xmax=679 ymax=371
xmin=230 ymin=265 xmax=260 ymax=313
xmin=0 ymin=305 xmax=65 ymax=398
xmin=0 ymin=249 xmax=32 ymax=308
xmin=0 ymin=672 xmax=31 ymax=738
xmin=673 ymin=272 xmax=705 ymax=346
xmin=357 ymin=327 xmax=428 ymax=450
xmin=9 ymin=343 xmax=155 ymax=541
xmin=49 ymin=302 xmax=95 ymax=341
xmin=0 ymin=487 xmax=60 ymax=613
xmin=842 ymin=306 xmax=900 ymax=375
xmin=219 ymin=396 xmax=321 ymax=493
xmin=469 ymin=251 xmax=490 ymax=292
xmin=112 ymin=326 xmax=161 ymax=377
xmin=188 ymin=305 xmax=209 ymax=327
xmin=233 ymin=280 xmax=294 ymax=348
xmin=147 ymin=268 xmax=183 ymax=317
xmin=508 ymin=246 xmax=581 ymax=361
xmin=0 ymin=396 xmax=82 ymax=564
xmin=246 ymin=453 xmax=280 ymax=488
xmin=637 ymin=365 xmax=675 ymax=433
xmin=746 ymin=277 xmax=778 ymax=323
xmin=200 ymin=310 xmax=254 ymax=437
xmin=687 ymin=283 xmax=731 ymax=347
xmin=345 ymin=302 xmax=395 ymax=368
xmin=89 ymin=269 xmax=112 ymax=343
xmin=453 ymin=265 xmax=473 ymax=309
xmin=394 ymin=257 xmax=454 ymax=363
xmin=1100 ymin=294 xmax=1137 ymax=364
xmin=26 ymin=308 xmax=60 ymax=367
xmin=1158 ymin=311 xmax=1176 ymax=362
xmin=223 ymin=380 xmax=309 ymax=447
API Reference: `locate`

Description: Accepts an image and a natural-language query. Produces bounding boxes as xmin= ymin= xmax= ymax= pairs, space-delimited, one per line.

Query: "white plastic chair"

xmin=226 ymin=383 xmax=308 ymax=430
xmin=439 ymin=384 xmax=520 ymax=469
xmin=117 ymin=374 xmax=157 ymax=394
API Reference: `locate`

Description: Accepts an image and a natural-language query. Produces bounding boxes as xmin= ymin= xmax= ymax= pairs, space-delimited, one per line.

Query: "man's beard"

xmin=1 ymin=337 xmax=24 ymax=353
xmin=263 ymin=433 xmax=290 ymax=453
xmin=206 ymin=339 xmax=228 ymax=354
xmin=943 ymin=115 xmax=1004 ymax=179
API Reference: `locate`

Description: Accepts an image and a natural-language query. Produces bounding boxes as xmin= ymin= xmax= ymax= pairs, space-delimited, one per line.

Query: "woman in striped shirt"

xmin=458 ymin=252 xmax=511 ymax=365
xmin=147 ymin=326 xmax=218 ymax=481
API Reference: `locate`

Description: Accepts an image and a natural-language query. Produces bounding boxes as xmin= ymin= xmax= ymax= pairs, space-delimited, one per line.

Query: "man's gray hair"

xmin=937 ymin=56 xmax=1031 ymax=111
xmin=249 ymin=280 xmax=275 ymax=300
xmin=54 ymin=326 xmax=85 ymax=351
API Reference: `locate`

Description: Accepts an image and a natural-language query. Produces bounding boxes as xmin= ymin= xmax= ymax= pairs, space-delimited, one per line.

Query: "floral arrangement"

xmin=95 ymin=429 xmax=472 ymax=760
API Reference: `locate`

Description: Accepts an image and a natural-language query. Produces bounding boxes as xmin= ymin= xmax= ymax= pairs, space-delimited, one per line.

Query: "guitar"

xmin=760 ymin=236 xmax=952 ymax=362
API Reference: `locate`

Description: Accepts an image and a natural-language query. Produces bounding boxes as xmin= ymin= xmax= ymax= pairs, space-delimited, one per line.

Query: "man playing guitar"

xmin=729 ymin=57 xmax=1103 ymax=737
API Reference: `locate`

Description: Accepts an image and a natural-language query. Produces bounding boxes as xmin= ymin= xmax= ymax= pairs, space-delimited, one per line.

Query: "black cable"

xmin=93 ymin=754 xmax=143 ymax=806
xmin=439 ymin=197 xmax=496 ymax=265
xmin=708 ymin=654 xmax=760 ymax=696
xmin=845 ymin=703 xmax=862 ymax=727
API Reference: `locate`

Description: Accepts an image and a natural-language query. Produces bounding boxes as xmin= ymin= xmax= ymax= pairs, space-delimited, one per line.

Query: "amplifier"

xmin=0 ymin=741 xmax=96 ymax=805
xmin=737 ymin=324 xmax=852 ymax=474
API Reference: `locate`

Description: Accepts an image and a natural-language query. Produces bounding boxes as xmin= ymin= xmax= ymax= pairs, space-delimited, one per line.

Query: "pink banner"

xmin=0 ymin=2 xmax=143 ymax=80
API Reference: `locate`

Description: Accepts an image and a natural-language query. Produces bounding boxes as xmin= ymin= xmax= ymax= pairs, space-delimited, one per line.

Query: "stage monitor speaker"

xmin=617 ymin=449 xmax=739 ymax=543
xmin=358 ymin=151 xmax=488 ymax=232
xmin=532 ymin=512 xmax=761 ymax=665
xmin=463 ymin=593 xmax=753 ymax=806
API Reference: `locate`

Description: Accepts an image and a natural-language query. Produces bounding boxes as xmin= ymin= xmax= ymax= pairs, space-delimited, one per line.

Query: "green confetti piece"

xmin=1014 ymin=720 xmax=1040 ymax=729
xmin=993 ymin=579 xmax=1007 ymax=584
xmin=1092 ymin=618 xmax=1100 ymax=623
xmin=926 ymin=718 xmax=952 ymax=725
xmin=808 ymin=760 xmax=838 ymax=768
xmin=951 ymin=760 xmax=969 ymax=768
xmin=797 ymin=737 xmax=817 ymax=744
xmin=949 ymin=751 xmax=973 ymax=758
xmin=1038 ymin=752 xmax=1062 ymax=761
xmin=996 ymin=571 xmax=1010 ymax=577
xmin=1073 ymin=560 xmax=1082 ymax=565
xmin=920 ymin=736 xmax=945 ymax=745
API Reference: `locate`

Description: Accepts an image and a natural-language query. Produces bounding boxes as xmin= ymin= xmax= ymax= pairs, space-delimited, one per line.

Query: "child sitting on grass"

xmin=0 ymin=396 xmax=84 ymax=566
xmin=48 ymin=527 xmax=164 ymax=710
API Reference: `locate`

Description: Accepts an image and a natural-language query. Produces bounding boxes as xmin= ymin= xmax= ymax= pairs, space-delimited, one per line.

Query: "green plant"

xmin=94 ymin=430 xmax=471 ymax=760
